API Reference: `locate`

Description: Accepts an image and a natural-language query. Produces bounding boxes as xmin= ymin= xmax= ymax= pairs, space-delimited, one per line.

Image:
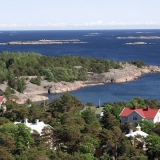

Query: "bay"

xmin=46 ymin=73 xmax=160 ymax=106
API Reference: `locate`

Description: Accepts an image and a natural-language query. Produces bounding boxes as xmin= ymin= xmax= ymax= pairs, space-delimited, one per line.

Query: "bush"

xmin=130 ymin=60 xmax=146 ymax=68
xmin=30 ymin=76 xmax=41 ymax=86
xmin=5 ymin=86 xmax=15 ymax=94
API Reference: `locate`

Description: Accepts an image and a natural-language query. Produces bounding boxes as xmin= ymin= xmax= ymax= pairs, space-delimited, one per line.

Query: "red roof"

xmin=120 ymin=106 xmax=159 ymax=119
xmin=0 ymin=97 xmax=4 ymax=102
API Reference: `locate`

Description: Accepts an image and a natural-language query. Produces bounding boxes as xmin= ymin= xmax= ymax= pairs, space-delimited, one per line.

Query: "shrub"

xmin=30 ymin=76 xmax=41 ymax=86
xmin=5 ymin=86 xmax=15 ymax=94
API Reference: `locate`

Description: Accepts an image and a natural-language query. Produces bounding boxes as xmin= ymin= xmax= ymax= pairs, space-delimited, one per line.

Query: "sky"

xmin=1 ymin=0 xmax=160 ymax=30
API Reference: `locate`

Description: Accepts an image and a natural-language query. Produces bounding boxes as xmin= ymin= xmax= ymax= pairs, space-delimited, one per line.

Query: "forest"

xmin=1 ymin=94 xmax=160 ymax=160
xmin=0 ymin=51 xmax=145 ymax=83
xmin=0 ymin=51 xmax=122 ymax=82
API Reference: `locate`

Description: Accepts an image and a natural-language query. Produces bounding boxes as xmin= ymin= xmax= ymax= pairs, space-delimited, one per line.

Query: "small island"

xmin=125 ymin=42 xmax=147 ymax=45
xmin=117 ymin=36 xmax=160 ymax=39
xmin=7 ymin=39 xmax=87 ymax=45
xmin=0 ymin=51 xmax=160 ymax=104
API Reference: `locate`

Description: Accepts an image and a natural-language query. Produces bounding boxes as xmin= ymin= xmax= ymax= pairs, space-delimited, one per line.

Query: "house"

xmin=81 ymin=106 xmax=104 ymax=119
xmin=126 ymin=124 xmax=148 ymax=150
xmin=0 ymin=96 xmax=6 ymax=113
xmin=119 ymin=106 xmax=160 ymax=124
xmin=95 ymin=107 xmax=104 ymax=119
xmin=14 ymin=118 xmax=55 ymax=149
xmin=0 ymin=96 xmax=6 ymax=104
xmin=14 ymin=118 xmax=54 ymax=135
xmin=126 ymin=124 xmax=148 ymax=138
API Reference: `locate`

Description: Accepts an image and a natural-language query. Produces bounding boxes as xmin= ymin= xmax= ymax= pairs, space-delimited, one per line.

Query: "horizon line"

xmin=1 ymin=28 xmax=160 ymax=31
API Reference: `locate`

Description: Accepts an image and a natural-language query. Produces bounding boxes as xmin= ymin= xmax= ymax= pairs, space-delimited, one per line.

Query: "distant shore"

xmin=1 ymin=63 xmax=160 ymax=104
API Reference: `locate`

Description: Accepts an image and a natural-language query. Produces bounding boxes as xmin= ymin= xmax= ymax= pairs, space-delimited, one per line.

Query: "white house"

xmin=126 ymin=124 xmax=148 ymax=138
xmin=14 ymin=118 xmax=54 ymax=135
xmin=14 ymin=118 xmax=55 ymax=149
xmin=126 ymin=124 xmax=148 ymax=150
xmin=119 ymin=106 xmax=160 ymax=124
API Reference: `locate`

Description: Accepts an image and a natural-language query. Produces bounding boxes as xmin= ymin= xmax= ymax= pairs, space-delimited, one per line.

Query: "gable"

xmin=128 ymin=111 xmax=143 ymax=120
xmin=120 ymin=108 xmax=145 ymax=118
xmin=128 ymin=110 xmax=145 ymax=118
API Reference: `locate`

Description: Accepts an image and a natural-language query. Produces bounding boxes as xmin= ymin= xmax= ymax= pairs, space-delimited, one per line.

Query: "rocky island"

xmin=7 ymin=39 xmax=87 ymax=45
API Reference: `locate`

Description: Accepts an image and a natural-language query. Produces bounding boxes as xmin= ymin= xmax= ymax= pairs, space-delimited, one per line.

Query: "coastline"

xmin=1 ymin=63 xmax=160 ymax=104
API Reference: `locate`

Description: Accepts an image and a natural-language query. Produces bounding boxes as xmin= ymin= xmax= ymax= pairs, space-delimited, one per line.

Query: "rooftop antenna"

xmin=43 ymin=99 xmax=46 ymax=111
xmin=98 ymin=99 xmax=101 ymax=108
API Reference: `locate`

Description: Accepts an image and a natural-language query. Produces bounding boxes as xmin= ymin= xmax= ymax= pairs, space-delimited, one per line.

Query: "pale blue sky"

xmin=1 ymin=0 xmax=160 ymax=30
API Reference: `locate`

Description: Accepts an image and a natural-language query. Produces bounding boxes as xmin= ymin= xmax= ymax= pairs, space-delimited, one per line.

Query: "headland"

xmin=0 ymin=63 xmax=160 ymax=104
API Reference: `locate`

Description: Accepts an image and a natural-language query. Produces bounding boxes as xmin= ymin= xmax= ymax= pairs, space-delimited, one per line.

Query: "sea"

xmin=0 ymin=29 xmax=160 ymax=106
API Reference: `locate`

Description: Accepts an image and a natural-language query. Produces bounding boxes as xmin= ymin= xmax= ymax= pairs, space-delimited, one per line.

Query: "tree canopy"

xmin=0 ymin=51 xmax=122 ymax=84
xmin=1 ymin=93 xmax=160 ymax=159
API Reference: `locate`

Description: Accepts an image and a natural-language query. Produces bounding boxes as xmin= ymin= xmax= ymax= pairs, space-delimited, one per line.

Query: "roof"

xmin=126 ymin=124 xmax=148 ymax=138
xmin=14 ymin=119 xmax=54 ymax=135
xmin=81 ymin=106 xmax=104 ymax=115
xmin=0 ymin=97 xmax=4 ymax=102
xmin=126 ymin=130 xmax=148 ymax=138
xmin=120 ymin=106 xmax=159 ymax=119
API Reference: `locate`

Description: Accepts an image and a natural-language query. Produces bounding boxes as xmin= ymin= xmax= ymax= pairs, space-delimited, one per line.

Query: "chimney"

xmin=35 ymin=119 xmax=39 ymax=124
xmin=133 ymin=106 xmax=137 ymax=110
xmin=24 ymin=118 xmax=28 ymax=124
xmin=146 ymin=106 xmax=150 ymax=111
xmin=129 ymin=129 xmax=133 ymax=134
xmin=136 ymin=124 xmax=141 ymax=131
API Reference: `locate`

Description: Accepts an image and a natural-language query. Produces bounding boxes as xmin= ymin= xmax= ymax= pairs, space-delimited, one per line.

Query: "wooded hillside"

xmin=0 ymin=51 xmax=122 ymax=83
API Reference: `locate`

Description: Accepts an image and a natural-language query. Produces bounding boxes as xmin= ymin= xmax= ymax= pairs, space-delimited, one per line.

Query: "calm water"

xmin=0 ymin=30 xmax=160 ymax=105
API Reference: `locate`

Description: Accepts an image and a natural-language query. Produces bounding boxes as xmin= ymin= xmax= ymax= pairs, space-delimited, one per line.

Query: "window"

xmin=133 ymin=115 xmax=137 ymax=120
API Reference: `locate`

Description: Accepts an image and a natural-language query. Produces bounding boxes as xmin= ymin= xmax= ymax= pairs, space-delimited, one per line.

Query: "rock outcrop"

xmin=87 ymin=64 xmax=160 ymax=83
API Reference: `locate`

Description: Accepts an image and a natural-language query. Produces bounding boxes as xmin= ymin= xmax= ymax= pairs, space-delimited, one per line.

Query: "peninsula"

xmin=1 ymin=63 xmax=160 ymax=104
xmin=0 ymin=51 xmax=160 ymax=104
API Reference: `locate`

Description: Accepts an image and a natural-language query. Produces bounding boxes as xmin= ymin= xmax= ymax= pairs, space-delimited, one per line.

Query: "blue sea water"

xmin=0 ymin=30 xmax=160 ymax=105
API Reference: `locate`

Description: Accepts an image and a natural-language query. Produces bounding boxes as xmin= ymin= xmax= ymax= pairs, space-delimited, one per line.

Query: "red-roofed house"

xmin=0 ymin=96 xmax=6 ymax=113
xmin=0 ymin=96 xmax=6 ymax=104
xmin=119 ymin=106 xmax=160 ymax=124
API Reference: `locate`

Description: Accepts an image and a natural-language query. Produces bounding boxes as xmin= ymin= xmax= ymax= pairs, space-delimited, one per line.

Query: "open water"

xmin=0 ymin=30 xmax=160 ymax=105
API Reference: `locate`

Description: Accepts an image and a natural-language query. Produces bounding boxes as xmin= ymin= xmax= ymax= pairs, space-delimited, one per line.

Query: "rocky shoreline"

xmin=87 ymin=63 xmax=160 ymax=83
xmin=1 ymin=63 xmax=160 ymax=104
